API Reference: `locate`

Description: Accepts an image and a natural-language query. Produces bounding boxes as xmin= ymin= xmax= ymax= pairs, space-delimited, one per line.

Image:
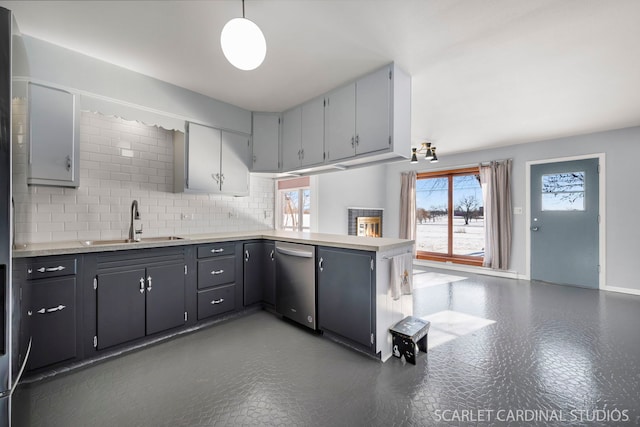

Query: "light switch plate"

xmin=513 ymin=207 xmax=523 ymax=215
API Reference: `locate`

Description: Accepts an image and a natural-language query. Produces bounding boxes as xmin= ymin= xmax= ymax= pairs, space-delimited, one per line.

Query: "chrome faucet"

xmin=128 ymin=200 xmax=143 ymax=242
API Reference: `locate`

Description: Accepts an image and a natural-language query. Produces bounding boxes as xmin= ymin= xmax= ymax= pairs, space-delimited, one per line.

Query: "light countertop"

xmin=12 ymin=230 xmax=414 ymax=258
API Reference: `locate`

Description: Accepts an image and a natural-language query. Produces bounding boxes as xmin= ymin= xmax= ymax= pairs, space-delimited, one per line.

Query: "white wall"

xmin=12 ymin=104 xmax=273 ymax=244
xmin=384 ymin=126 xmax=640 ymax=292
xmin=316 ymin=164 xmax=388 ymax=235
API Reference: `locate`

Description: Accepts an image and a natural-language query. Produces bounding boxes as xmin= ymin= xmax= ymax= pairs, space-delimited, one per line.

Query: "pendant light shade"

xmin=221 ymin=1 xmax=266 ymax=71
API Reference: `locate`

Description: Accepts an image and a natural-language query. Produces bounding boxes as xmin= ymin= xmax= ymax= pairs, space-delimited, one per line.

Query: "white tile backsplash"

xmin=13 ymin=103 xmax=274 ymax=244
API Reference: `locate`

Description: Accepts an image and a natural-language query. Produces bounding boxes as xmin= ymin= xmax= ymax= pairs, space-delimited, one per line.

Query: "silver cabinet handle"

xmin=139 ymin=277 xmax=145 ymax=294
xmin=147 ymin=276 xmax=152 ymax=292
xmin=212 ymin=173 xmax=220 ymax=183
xmin=319 ymin=257 xmax=324 ymax=272
xmin=270 ymin=249 xmax=275 ymax=261
xmin=245 ymin=249 xmax=250 ymax=262
xmin=31 ymin=305 xmax=66 ymax=315
xmin=66 ymin=155 xmax=72 ymax=171
xmin=211 ymin=298 xmax=225 ymax=305
xmin=37 ymin=266 xmax=65 ymax=273
xmin=301 ymin=149 xmax=304 ymax=159
xmin=211 ymin=269 xmax=224 ymax=275
xmin=351 ymin=136 xmax=355 ymax=148
xmin=355 ymin=134 xmax=359 ymax=146
xmin=530 ymin=226 xmax=540 ymax=231
xmin=220 ymin=174 xmax=225 ymax=185
xmin=211 ymin=248 xmax=225 ymax=253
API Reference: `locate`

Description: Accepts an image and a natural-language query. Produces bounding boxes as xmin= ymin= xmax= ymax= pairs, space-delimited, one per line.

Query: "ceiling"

xmin=2 ymin=0 xmax=640 ymax=155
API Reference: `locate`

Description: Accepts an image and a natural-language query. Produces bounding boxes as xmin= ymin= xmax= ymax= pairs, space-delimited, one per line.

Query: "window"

xmin=541 ymin=172 xmax=585 ymax=211
xmin=277 ymin=177 xmax=311 ymax=231
xmin=416 ymin=167 xmax=484 ymax=266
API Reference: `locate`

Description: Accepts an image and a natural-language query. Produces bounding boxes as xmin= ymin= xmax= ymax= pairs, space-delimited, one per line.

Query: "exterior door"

xmin=530 ymin=158 xmax=599 ymax=287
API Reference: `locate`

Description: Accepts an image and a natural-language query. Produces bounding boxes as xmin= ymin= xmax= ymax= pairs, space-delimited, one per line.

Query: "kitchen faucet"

xmin=128 ymin=200 xmax=143 ymax=242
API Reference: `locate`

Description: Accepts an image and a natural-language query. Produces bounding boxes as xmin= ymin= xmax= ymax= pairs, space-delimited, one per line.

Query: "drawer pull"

xmin=211 ymin=298 xmax=225 ymax=305
xmin=211 ymin=248 xmax=225 ymax=253
xmin=34 ymin=305 xmax=66 ymax=315
xmin=139 ymin=277 xmax=145 ymax=294
xmin=37 ymin=265 xmax=66 ymax=273
xmin=211 ymin=269 xmax=224 ymax=275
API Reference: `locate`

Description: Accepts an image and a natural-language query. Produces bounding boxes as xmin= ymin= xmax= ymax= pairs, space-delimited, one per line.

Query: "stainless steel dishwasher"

xmin=275 ymin=241 xmax=316 ymax=330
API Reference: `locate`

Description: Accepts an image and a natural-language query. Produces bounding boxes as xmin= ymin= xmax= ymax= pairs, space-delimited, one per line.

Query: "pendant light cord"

xmin=242 ymin=0 xmax=245 ymax=18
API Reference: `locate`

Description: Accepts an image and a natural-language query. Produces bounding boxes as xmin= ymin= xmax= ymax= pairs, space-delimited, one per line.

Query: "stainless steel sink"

xmin=80 ymin=236 xmax=184 ymax=246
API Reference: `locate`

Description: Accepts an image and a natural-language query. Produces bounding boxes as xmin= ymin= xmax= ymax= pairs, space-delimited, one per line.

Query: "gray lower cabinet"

xmin=23 ymin=256 xmax=80 ymax=371
xmin=317 ymin=246 xmax=375 ymax=351
xmin=26 ymin=276 xmax=77 ymax=370
xmin=96 ymin=262 xmax=185 ymax=350
xmin=243 ymin=241 xmax=275 ymax=306
xmin=196 ymin=242 xmax=241 ymax=320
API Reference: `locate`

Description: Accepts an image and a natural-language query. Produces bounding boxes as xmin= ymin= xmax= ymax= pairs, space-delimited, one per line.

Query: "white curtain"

xmin=480 ymin=160 xmax=512 ymax=269
xmin=399 ymin=171 xmax=417 ymax=244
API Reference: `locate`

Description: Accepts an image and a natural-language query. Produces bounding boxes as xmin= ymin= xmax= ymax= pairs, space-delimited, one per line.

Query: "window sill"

xmin=416 ymin=252 xmax=484 ymax=267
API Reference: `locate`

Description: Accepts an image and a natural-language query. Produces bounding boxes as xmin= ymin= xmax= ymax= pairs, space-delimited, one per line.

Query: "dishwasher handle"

xmin=276 ymin=246 xmax=314 ymax=258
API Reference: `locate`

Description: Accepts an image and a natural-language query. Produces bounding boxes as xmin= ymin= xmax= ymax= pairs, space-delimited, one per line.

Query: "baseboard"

xmin=414 ymin=259 xmax=524 ymax=280
xmin=602 ymin=285 xmax=640 ymax=296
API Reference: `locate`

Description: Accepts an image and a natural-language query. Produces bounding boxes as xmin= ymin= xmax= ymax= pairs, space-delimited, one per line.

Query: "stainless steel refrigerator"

xmin=1 ymin=6 xmax=27 ymax=425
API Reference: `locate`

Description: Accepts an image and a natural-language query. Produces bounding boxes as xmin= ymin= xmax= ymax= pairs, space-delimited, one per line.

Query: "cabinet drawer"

xmin=27 ymin=258 xmax=77 ymax=280
xmin=197 ymin=257 xmax=235 ymax=289
xmin=27 ymin=276 xmax=77 ymax=370
xmin=197 ymin=284 xmax=235 ymax=320
xmin=197 ymin=243 xmax=235 ymax=259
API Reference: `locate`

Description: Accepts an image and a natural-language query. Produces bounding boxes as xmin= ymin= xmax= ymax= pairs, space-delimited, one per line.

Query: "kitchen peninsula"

xmin=14 ymin=230 xmax=414 ymax=379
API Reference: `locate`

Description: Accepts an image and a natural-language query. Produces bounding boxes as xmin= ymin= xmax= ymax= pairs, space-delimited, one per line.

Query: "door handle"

xmin=245 ymin=249 xmax=250 ymax=262
xmin=66 ymin=155 xmax=72 ymax=171
xmin=270 ymin=249 xmax=275 ymax=261
xmin=147 ymin=276 xmax=152 ymax=292
xmin=139 ymin=277 xmax=145 ymax=293
xmin=319 ymin=257 xmax=324 ymax=272
xmin=530 ymin=226 xmax=540 ymax=231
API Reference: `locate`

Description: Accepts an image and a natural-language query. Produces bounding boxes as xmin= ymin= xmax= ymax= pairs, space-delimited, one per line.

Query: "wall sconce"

xmin=410 ymin=142 xmax=439 ymax=164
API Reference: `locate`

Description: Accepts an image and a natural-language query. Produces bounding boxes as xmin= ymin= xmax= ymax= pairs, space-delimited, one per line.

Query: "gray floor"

xmin=13 ymin=270 xmax=640 ymax=426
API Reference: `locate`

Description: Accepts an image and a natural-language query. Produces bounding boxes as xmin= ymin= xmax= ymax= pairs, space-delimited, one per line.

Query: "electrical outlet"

xmin=513 ymin=207 xmax=523 ymax=215
xmin=181 ymin=213 xmax=193 ymax=220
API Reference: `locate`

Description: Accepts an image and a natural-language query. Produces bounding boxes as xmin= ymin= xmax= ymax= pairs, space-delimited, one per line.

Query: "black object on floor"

xmin=389 ymin=315 xmax=430 ymax=364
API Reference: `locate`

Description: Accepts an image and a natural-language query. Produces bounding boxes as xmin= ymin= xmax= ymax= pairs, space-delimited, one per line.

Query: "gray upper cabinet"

xmin=325 ymin=65 xmax=391 ymax=162
xmin=251 ymin=113 xmax=280 ymax=172
xmin=300 ymin=97 xmax=325 ymax=167
xmin=186 ymin=122 xmax=221 ymax=193
xmin=220 ymin=130 xmax=251 ymax=196
xmin=282 ymin=97 xmax=325 ymax=170
xmin=176 ymin=122 xmax=250 ymax=195
xmin=281 ymin=106 xmax=302 ymax=171
xmin=28 ymin=82 xmax=80 ymax=187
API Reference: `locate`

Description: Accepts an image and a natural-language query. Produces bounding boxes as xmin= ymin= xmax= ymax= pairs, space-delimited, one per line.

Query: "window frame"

xmin=276 ymin=177 xmax=311 ymax=232
xmin=416 ymin=166 xmax=484 ymax=266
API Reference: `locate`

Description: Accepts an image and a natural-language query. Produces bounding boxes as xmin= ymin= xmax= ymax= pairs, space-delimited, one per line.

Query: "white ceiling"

xmin=2 ymin=0 xmax=640 ymax=154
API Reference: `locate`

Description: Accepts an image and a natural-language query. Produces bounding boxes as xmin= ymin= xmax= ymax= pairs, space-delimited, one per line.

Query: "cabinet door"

xmin=187 ymin=122 xmax=222 ymax=192
xmin=281 ymin=106 xmax=302 ymax=171
xmin=243 ymin=242 xmax=264 ymax=306
xmin=220 ymin=130 xmax=251 ymax=196
xmin=96 ymin=268 xmax=146 ymax=349
xmin=317 ymin=247 xmax=373 ymax=349
xmin=27 ymin=277 xmax=77 ymax=370
xmin=146 ymin=263 xmax=185 ymax=336
xmin=28 ymin=83 xmax=79 ymax=187
xmin=355 ymin=65 xmax=391 ymax=155
xmin=251 ymin=113 xmax=280 ymax=172
xmin=300 ymin=97 xmax=325 ymax=167
xmin=263 ymin=242 xmax=276 ymax=306
xmin=325 ymin=83 xmax=356 ymax=162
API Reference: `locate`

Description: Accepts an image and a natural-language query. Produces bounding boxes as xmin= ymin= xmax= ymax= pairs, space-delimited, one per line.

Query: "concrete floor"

xmin=13 ymin=269 xmax=640 ymax=426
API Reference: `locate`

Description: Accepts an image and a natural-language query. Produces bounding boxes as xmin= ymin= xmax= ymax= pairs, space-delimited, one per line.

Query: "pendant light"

xmin=221 ymin=0 xmax=266 ymax=71
xmin=410 ymin=142 xmax=440 ymax=164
